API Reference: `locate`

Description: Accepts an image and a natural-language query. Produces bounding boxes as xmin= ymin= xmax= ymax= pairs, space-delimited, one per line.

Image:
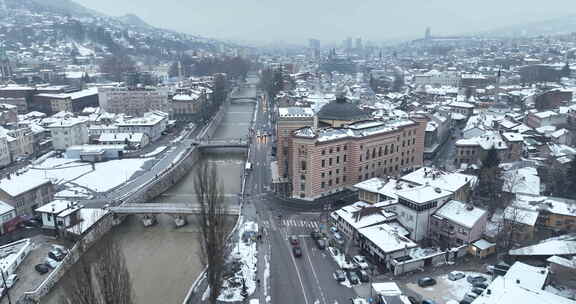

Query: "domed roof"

xmin=317 ymin=96 xmax=367 ymax=122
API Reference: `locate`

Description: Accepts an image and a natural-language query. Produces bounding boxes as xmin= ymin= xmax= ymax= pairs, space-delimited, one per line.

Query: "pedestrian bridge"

xmin=230 ymin=95 xmax=257 ymax=102
xmin=195 ymin=138 xmax=249 ymax=149
xmin=110 ymin=203 xmax=240 ymax=215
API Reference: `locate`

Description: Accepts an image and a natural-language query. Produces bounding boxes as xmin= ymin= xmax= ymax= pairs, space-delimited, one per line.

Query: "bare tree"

xmin=497 ymin=206 xmax=529 ymax=251
xmin=64 ymin=236 xmax=134 ymax=304
xmin=195 ymin=163 xmax=227 ymax=304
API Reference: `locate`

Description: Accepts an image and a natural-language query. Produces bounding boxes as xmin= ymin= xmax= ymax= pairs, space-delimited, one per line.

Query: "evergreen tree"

xmin=478 ymin=147 xmax=503 ymax=212
xmin=567 ymin=160 xmax=576 ymax=199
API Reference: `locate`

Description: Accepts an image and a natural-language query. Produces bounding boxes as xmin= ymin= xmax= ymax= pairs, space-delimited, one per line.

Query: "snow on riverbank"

xmin=219 ymin=221 xmax=259 ymax=302
xmin=142 ymin=146 xmax=167 ymax=157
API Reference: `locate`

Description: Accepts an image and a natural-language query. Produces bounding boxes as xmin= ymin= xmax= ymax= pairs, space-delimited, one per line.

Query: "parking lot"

xmin=406 ymin=271 xmax=491 ymax=304
xmin=1 ymin=235 xmax=70 ymax=304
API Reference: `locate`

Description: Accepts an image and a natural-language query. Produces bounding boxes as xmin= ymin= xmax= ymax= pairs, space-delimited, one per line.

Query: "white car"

xmin=352 ymin=255 xmax=369 ymax=269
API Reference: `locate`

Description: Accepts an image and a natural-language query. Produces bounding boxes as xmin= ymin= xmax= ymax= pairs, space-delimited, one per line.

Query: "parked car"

xmin=422 ymin=300 xmax=437 ymax=304
xmin=346 ymin=271 xmax=359 ymax=285
xmin=407 ymin=296 xmax=418 ymax=304
xmin=352 ymin=255 xmax=369 ymax=269
xmin=471 ymin=287 xmax=485 ymax=295
xmin=418 ymin=277 xmax=437 ymax=287
xmin=472 ymin=282 xmax=489 ymax=289
xmin=45 ymin=258 xmax=59 ymax=269
xmin=467 ymin=275 xmax=487 ymax=284
xmin=316 ymin=238 xmax=326 ymax=250
xmin=356 ymin=269 xmax=369 ymax=282
xmin=48 ymin=249 xmax=66 ymax=261
xmin=330 ymin=226 xmax=338 ymax=233
xmin=334 ymin=270 xmax=346 ymax=282
xmin=3 ymin=274 xmax=18 ymax=289
xmin=448 ymin=271 xmax=465 ymax=281
xmin=463 ymin=293 xmax=478 ymax=302
xmin=35 ymin=264 xmax=50 ymax=274
xmin=292 ymin=246 xmax=302 ymax=257
xmin=289 ymin=236 xmax=299 ymax=246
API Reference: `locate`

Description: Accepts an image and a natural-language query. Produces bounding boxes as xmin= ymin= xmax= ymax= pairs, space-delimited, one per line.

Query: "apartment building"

xmin=98 ymin=87 xmax=170 ymax=117
xmin=47 ymin=118 xmax=89 ymax=150
xmin=430 ymin=200 xmax=488 ymax=247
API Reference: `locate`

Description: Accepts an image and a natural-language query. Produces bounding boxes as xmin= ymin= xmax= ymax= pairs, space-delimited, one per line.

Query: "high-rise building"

xmin=355 ymin=38 xmax=363 ymax=50
xmin=308 ymin=39 xmax=321 ymax=50
xmin=0 ymin=46 xmax=12 ymax=82
xmin=425 ymin=27 xmax=432 ymax=40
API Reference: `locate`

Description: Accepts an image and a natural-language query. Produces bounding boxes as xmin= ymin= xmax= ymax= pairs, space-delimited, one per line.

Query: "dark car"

xmin=35 ymin=264 xmax=50 ymax=274
xmin=471 ymin=287 xmax=485 ymax=295
xmin=418 ymin=277 xmax=436 ymax=287
xmin=316 ymin=238 xmax=326 ymax=250
xmin=356 ymin=269 xmax=369 ymax=282
xmin=289 ymin=236 xmax=299 ymax=246
xmin=334 ymin=270 xmax=346 ymax=282
xmin=346 ymin=271 xmax=359 ymax=285
xmin=422 ymin=300 xmax=437 ymax=304
xmin=48 ymin=249 xmax=65 ymax=261
xmin=467 ymin=275 xmax=487 ymax=284
xmin=407 ymin=296 xmax=418 ymax=304
xmin=292 ymin=246 xmax=302 ymax=257
xmin=473 ymin=282 xmax=489 ymax=289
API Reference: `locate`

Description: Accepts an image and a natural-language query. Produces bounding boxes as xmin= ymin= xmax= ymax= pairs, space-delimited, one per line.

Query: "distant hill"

xmin=117 ymin=14 xmax=153 ymax=29
xmin=481 ymin=15 xmax=576 ymax=37
xmin=0 ymin=0 xmax=236 ymax=59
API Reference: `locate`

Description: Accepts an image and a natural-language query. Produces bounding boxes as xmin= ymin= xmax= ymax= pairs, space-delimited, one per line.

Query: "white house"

xmin=47 ymin=118 xmax=89 ymax=150
xmin=116 ymin=111 xmax=168 ymax=141
xmin=35 ymin=200 xmax=80 ymax=229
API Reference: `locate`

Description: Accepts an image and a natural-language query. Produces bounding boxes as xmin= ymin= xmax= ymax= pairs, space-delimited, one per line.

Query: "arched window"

xmin=366 ymin=150 xmax=370 ymax=160
xmin=372 ymin=148 xmax=376 ymax=158
xmin=378 ymin=147 xmax=382 ymax=157
xmin=384 ymin=146 xmax=388 ymax=155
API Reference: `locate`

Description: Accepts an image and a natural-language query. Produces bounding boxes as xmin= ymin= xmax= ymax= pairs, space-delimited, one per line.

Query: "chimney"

xmin=516 ymin=279 xmax=520 ymax=284
xmin=487 ymin=289 xmax=491 ymax=295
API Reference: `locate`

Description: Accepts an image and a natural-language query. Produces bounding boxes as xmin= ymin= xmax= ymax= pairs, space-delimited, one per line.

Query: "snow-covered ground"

xmin=9 ymin=156 xmax=151 ymax=194
xmin=406 ymin=271 xmax=491 ymax=304
xmin=142 ymin=146 xmax=167 ymax=158
xmin=55 ymin=186 xmax=92 ymax=199
xmin=218 ymin=221 xmax=259 ymax=302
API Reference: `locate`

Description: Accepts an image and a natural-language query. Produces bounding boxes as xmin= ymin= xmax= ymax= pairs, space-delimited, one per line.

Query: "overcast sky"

xmin=74 ymin=0 xmax=576 ymax=44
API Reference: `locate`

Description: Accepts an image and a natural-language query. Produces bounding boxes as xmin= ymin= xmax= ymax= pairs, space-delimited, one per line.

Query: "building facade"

xmin=48 ymin=119 xmax=89 ymax=150
xmin=98 ymin=87 xmax=170 ymax=117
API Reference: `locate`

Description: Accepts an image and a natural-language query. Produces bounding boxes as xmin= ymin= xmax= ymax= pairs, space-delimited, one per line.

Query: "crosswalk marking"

xmin=280 ymin=220 xmax=319 ymax=229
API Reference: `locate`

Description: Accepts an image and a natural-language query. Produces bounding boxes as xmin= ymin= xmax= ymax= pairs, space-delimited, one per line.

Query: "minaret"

xmin=425 ymin=27 xmax=431 ymax=40
xmin=495 ymin=66 xmax=502 ymax=103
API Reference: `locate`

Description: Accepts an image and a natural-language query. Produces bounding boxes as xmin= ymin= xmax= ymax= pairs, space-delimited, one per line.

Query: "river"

xmin=43 ymin=79 xmax=257 ymax=304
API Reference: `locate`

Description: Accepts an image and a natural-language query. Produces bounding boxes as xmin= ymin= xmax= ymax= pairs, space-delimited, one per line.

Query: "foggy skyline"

xmin=75 ymin=0 xmax=576 ymax=44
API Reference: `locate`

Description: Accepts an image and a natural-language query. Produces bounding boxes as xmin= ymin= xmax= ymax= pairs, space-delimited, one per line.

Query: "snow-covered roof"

xmin=547 ymin=255 xmax=576 ymax=269
xmin=354 ymin=177 xmax=387 ymax=194
xmin=513 ymin=195 xmax=576 ymax=218
xmin=293 ymin=119 xmax=416 ymax=142
xmin=509 ymin=240 xmax=576 ymax=256
xmin=278 ymin=107 xmax=314 ymax=118
xmin=396 ymin=185 xmax=452 ymax=204
xmin=448 ymin=101 xmax=474 ymax=109
xmin=434 ymin=200 xmax=487 ymax=229
xmin=98 ymin=133 xmax=145 ymax=143
xmin=502 ymin=167 xmax=541 ymax=196
xmin=0 ymin=200 xmax=14 ymax=216
xmin=503 ymin=262 xmax=549 ymax=290
xmin=371 ymin=282 xmax=402 ymax=296
xmin=472 ymin=239 xmax=495 ymax=250
xmin=358 ymin=223 xmax=418 ymax=254
xmin=332 ymin=201 xmax=396 ymax=230
xmin=504 ymin=206 xmax=539 ymax=226
xmin=400 ymin=167 xmax=477 ymax=193
xmin=473 ymin=272 xmax=572 ymax=304
xmin=35 ymin=200 xmax=79 ymax=217
xmin=0 ymin=175 xmax=51 ymax=197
